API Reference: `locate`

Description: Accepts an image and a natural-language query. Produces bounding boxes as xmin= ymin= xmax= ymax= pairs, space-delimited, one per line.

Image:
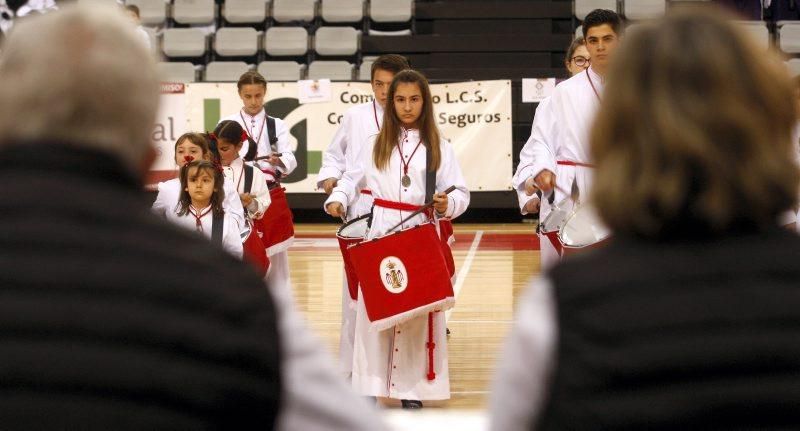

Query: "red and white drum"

xmin=539 ymin=196 xmax=575 ymax=255
xmin=241 ymin=220 xmax=270 ymax=277
xmin=348 ymin=222 xmax=455 ymax=331
xmin=558 ymin=203 xmax=611 ymax=256
xmin=256 ymin=186 xmax=294 ymax=256
xmin=336 ymin=214 xmax=370 ymax=301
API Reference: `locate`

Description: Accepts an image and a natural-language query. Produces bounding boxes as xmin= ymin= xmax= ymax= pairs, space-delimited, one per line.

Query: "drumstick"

xmin=253 ymin=153 xmax=283 ymax=161
xmin=386 ymin=185 xmax=457 ymax=234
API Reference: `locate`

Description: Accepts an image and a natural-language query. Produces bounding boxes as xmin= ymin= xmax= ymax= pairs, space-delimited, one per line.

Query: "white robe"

xmin=152 ymin=175 xmax=245 ymax=233
xmin=221 ymin=109 xmax=297 ymax=299
xmin=317 ymin=101 xmax=383 ymax=376
xmin=165 ymin=205 xmax=244 ymax=259
xmin=326 ymin=130 xmax=470 ymax=400
xmin=220 ymin=109 xmax=297 ymax=182
xmin=527 ymin=67 xmax=603 ymax=270
xmin=221 ymin=157 xmax=271 ymax=220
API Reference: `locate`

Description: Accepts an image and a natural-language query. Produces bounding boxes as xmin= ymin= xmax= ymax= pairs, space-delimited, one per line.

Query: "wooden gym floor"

xmin=287 ymin=223 xmax=541 ymax=410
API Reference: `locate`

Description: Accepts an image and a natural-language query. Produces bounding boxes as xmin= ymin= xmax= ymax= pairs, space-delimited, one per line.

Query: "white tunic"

xmin=152 ymin=175 xmax=245 ymax=233
xmin=326 ymin=130 xmax=470 ymax=400
xmin=317 ymin=101 xmax=383 ymax=376
xmin=165 ymin=205 xmax=244 ymax=259
xmin=527 ymin=67 xmax=603 ymax=269
xmin=221 ymin=157 xmax=271 ymax=220
xmin=221 ymin=109 xmax=297 ymax=182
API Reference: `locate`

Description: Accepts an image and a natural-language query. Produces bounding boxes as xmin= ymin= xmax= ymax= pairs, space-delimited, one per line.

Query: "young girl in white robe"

xmin=326 ymin=70 xmax=470 ymax=409
xmin=212 ymin=120 xmax=272 ymax=276
xmin=166 ymin=160 xmax=243 ymax=258
xmin=152 ymin=132 xmax=245 ymax=232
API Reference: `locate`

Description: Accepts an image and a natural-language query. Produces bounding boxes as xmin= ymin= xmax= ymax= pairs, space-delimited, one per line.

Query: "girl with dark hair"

xmin=325 ymin=70 xmax=470 ymax=409
xmin=165 ymin=160 xmax=243 ymax=258
xmin=152 ymin=132 xmax=245 ymax=231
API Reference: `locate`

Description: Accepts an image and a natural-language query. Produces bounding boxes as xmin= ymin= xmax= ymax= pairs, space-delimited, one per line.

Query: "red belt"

xmin=557 ymin=160 xmax=594 ymax=168
xmin=360 ymin=189 xmax=372 ymax=195
xmin=373 ymin=198 xmax=421 ymax=212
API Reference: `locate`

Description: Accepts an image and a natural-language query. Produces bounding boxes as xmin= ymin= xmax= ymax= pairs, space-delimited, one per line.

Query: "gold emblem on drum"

xmin=380 ymin=256 xmax=408 ymax=294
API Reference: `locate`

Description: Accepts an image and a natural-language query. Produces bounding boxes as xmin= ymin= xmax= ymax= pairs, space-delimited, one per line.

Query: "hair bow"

xmin=241 ymin=130 xmax=249 ymax=143
xmin=183 ymin=155 xmax=195 ymax=165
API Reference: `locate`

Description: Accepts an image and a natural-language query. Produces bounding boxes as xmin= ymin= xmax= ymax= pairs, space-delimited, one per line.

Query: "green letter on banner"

xmin=204 ymin=99 xmax=220 ymax=132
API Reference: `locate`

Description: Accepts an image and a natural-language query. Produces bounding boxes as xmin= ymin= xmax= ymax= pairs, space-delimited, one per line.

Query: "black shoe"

xmin=401 ymin=399 xmax=423 ymax=409
xmin=446 ymin=327 xmax=451 ymax=336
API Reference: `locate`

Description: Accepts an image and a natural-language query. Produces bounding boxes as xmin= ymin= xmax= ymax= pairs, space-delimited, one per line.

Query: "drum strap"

xmin=212 ymin=210 xmax=223 ymax=245
xmin=244 ymin=164 xmax=254 ymax=194
xmin=426 ymin=143 xmax=435 ymax=211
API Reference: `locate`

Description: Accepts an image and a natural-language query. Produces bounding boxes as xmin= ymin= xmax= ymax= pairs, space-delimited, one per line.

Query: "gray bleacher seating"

xmin=358 ymin=56 xmax=377 ymax=81
xmin=735 ymin=21 xmax=769 ymax=50
xmin=158 ymin=62 xmax=197 ymax=82
xmin=272 ymin=0 xmax=316 ymax=23
xmin=205 ymin=61 xmax=251 ymax=81
xmin=786 ymin=58 xmax=800 ymax=78
xmin=214 ymin=27 xmax=259 ymax=57
xmin=264 ymin=27 xmax=309 ymax=56
xmin=127 ymin=0 xmax=167 ymax=26
xmin=308 ymin=60 xmax=354 ymax=80
xmin=223 ymin=0 xmax=270 ymax=24
xmin=574 ymin=0 xmax=617 ymax=21
xmin=623 ymin=0 xmax=665 ymax=20
xmin=258 ymin=61 xmax=305 ymax=81
xmin=320 ymin=0 xmax=364 ymax=23
xmin=779 ymin=22 xmax=800 ymax=54
xmin=162 ymin=28 xmax=208 ymax=58
xmin=314 ymin=26 xmax=360 ymax=56
xmin=172 ymin=0 xmax=215 ymax=25
xmin=370 ymin=0 xmax=412 ymax=22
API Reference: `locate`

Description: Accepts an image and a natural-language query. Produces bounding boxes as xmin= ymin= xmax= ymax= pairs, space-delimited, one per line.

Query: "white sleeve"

xmin=151 ymin=181 xmax=172 ymax=218
xmin=221 ymin=215 xmax=244 ymax=259
xmin=323 ymin=134 xmax=372 ymax=214
xmin=248 ymin=167 xmax=272 ymax=219
xmin=274 ymin=118 xmax=297 ymax=175
xmin=489 ymin=277 xmax=558 ymax=431
xmin=316 ymin=114 xmax=350 ymax=188
xmin=269 ymin=279 xmax=389 ymax=431
xmin=517 ymin=188 xmax=541 ymax=216
xmin=222 ymin=177 xmax=245 ymax=232
xmin=523 ymin=95 xmax=558 ymax=183
xmin=435 ymin=140 xmax=470 ymax=220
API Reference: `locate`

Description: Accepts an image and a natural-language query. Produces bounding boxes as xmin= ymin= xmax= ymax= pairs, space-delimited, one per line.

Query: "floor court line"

xmin=447 ymin=230 xmax=483 ymax=321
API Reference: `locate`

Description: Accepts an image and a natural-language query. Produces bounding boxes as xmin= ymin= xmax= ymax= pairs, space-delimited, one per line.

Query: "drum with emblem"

xmin=336 ymin=214 xmax=371 ymax=300
xmin=348 ymin=222 xmax=455 ymax=331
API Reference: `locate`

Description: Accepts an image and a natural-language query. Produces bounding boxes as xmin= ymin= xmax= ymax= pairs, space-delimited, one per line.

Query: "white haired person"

xmin=0 ymin=4 xmax=387 ymax=430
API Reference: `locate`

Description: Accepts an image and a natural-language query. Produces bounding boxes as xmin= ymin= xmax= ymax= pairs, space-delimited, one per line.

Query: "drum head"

xmin=338 ymin=214 xmax=370 ymax=239
xmin=559 ymin=204 xmax=610 ymax=248
xmin=540 ymin=196 xmax=574 ymax=233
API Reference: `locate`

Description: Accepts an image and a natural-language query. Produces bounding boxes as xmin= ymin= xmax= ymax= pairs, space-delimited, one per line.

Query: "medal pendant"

xmin=401 ymin=175 xmax=411 ymax=187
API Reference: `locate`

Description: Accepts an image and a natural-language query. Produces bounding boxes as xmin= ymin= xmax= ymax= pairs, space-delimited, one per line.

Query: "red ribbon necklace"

xmin=189 ymin=205 xmax=212 ymax=232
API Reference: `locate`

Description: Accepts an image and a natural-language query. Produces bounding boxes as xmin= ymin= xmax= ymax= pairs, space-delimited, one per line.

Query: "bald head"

xmin=0 ymin=2 xmax=160 ymax=174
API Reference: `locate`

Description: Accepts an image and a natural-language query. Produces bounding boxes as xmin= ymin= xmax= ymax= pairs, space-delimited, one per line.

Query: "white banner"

xmin=150 ymin=80 xmax=512 ymax=192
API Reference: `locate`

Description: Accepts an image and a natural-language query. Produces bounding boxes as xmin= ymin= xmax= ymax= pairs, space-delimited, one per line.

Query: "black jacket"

xmin=0 ymin=143 xmax=281 ymax=429
xmin=540 ymin=229 xmax=800 ymax=430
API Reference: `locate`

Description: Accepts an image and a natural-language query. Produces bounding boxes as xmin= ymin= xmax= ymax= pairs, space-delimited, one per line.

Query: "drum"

xmin=257 ymin=186 xmax=295 ymax=256
xmin=241 ymin=220 xmax=270 ymax=277
xmin=538 ymin=196 xmax=575 ymax=255
xmin=558 ymin=203 xmax=611 ymax=256
xmin=336 ymin=214 xmax=371 ymax=301
xmin=348 ymin=222 xmax=455 ymax=331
